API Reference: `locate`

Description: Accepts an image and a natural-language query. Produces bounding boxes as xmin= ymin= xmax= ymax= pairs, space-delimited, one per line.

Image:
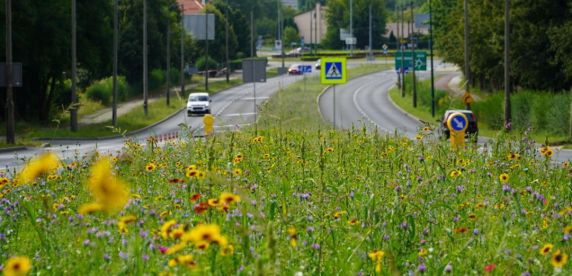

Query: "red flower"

xmin=190 ymin=193 xmax=201 ymax=201
xmin=168 ymin=178 xmax=184 ymax=184
xmin=484 ymin=264 xmax=496 ymax=273
xmin=193 ymin=202 xmax=209 ymax=214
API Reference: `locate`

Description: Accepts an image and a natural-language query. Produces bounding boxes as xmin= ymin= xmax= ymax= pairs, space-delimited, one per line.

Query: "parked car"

xmin=288 ymin=64 xmax=302 ymax=75
xmin=315 ymin=59 xmax=321 ymax=69
xmin=438 ymin=109 xmax=478 ymax=142
xmin=187 ymin=92 xmax=211 ymax=116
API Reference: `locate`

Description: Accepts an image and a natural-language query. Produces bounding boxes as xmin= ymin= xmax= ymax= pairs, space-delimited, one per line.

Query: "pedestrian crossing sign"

xmin=321 ymin=57 xmax=347 ymax=84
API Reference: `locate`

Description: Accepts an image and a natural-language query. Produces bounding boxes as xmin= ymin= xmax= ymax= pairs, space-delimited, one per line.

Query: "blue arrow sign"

xmin=450 ymin=114 xmax=467 ymax=131
xmin=298 ymin=65 xmax=312 ymax=74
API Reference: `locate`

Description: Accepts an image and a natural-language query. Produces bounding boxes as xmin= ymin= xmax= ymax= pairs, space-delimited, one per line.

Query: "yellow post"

xmin=447 ymin=112 xmax=468 ymax=149
xmin=203 ymin=114 xmax=214 ymax=136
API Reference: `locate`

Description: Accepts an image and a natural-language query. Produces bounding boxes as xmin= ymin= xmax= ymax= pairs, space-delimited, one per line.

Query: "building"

xmin=176 ymin=0 xmax=204 ymax=15
xmin=293 ymin=4 xmax=327 ymax=45
xmin=281 ymin=0 xmax=298 ymax=9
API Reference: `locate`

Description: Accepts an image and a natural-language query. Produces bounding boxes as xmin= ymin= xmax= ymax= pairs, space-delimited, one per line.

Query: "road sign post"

xmin=321 ymin=58 xmax=347 ymax=128
xmin=298 ymin=65 xmax=312 ymax=93
xmin=242 ymin=58 xmax=268 ymax=134
xmin=447 ymin=112 xmax=469 ymax=149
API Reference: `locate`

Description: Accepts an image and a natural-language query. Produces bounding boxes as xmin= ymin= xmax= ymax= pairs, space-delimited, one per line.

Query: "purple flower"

xmin=444 ymin=264 xmax=453 ymax=273
xmin=119 ymin=251 xmax=128 ymax=260
xmin=400 ymin=221 xmax=408 ymax=230
xmin=525 ymin=186 xmax=533 ymax=193
xmin=502 ymin=184 xmax=511 ymax=193
xmin=456 ymin=185 xmax=465 ymax=193
xmin=383 ymin=234 xmax=390 ymax=241
xmin=453 ymin=215 xmax=460 ymax=222
xmin=142 ymin=255 xmax=150 ymax=261
xmin=250 ymin=200 xmax=257 ymax=206
xmin=83 ymin=239 xmax=91 ymax=246
xmin=564 ymin=234 xmax=570 ymax=242
xmin=521 ymin=272 xmax=531 ymax=276
xmin=418 ymin=263 xmax=427 ymax=273
xmin=349 ymin=191 xmax=355 ymax=198
xmin=103 ymin=254 xmax=111 ymax=261
xmin=140 ymin=230 xmax=149 ymax=238
xmin=306 ymin=226 xmax=315 ymax=233
xmin=312 ymin=243 xmax=320 ymax=250
xmin=473 ymin=229 xmax=479 ymax=235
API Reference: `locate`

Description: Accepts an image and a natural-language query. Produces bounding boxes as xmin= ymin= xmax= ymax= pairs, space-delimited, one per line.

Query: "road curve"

xmin=319 ymin=70 xmax=423 ymax=139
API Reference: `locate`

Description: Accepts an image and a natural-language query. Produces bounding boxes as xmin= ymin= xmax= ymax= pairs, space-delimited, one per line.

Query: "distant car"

xmin=287 ymin=47 xmax=311 ymax=57
xmin=315 ymin=59 xmax=321 ymax=69
xmin=439 ymin=109 xmax=478 ymax=142
xmin=187 ymin=92 xmax=211 ymax=116
xmin=288 ymin=64 xmax=302 ymax=75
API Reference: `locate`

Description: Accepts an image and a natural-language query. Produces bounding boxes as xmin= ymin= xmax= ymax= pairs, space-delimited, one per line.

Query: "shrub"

xmin=149 ymin=69 xmax=165 ymax=91
xmin=472 ymin=93 xmax=504 ymax=130
xmin=230 ymin=59 xmax=242 ymax=70
xmin=85 ymin=76 xmax=128 ymax=105
xmin=196 ymin=56 xmax=219 ymax=71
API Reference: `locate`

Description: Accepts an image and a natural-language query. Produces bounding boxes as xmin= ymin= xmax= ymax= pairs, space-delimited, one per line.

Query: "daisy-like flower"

xmin=288 ymin=226 xmax=298 ymax=248
xmin=219 ymin=192 xmax=240 ymax=206
xmin=221 ymin=244 xmax=234 ymax=256
xmin=186 ymin=169 xmax=198 ymax=178
xmin=499 ymin=173 xmax=509 ymax=183
xmin=168 ymin=254 xmax=197 ymax=270
xmin=454 ymin=227 xmax=468 ymax=234
xmin=233 ymin=154 xmax=243 ymax=164
xmin=551 ymin=249 xmax=568 ymax=268
xmin=333 ymin=211 xmax=347 ymax=220
xmin=81 ymin=157 xmax=130 ymax=214
xmin=207 ymin=198 xmax=220 ymax=207
xmin=540 ymin=243 xmax=553 ymax=255
xmin=160 ymin=220 xmax=178 ymax=239
xmin=325 ymin=147 xmax=334 ymax=153
xmin=347 ymin=218 xmax=359 ymax=225
xmin=145 ymin=162 xmax=156 ymax=172
xmin=117 ymin=215 xmax=137 ymax=234
xmin=16 ymin=152 xmax=60 ymax=185
xmin=252 ymin=136 xmax=264 ymax=143
xmin=449 ymin=170 xmax=461 ymax=178
xmin=232 ymin=168 xmax=242 ymax=177
xmin=3 ymin=256 xmax=32 ymax=276
xmin=183 ymin=224 xmax=227 ymax=248
xmin=564 ymin=225 xmax=572 ymax=235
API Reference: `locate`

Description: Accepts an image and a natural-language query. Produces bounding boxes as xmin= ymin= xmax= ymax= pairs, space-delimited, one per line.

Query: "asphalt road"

xmin=319 ymin=69 xmax=572 ymax=162
xmin=0 ymin=69 xmax=316 ymax=171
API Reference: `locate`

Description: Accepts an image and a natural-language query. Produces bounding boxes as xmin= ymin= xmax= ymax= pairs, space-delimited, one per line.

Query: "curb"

xmin=0 ymin=146 xmax=28 ymax=153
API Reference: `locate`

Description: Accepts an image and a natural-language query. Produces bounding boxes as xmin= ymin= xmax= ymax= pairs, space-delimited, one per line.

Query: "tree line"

xmin=432 ymin=0 xmax=572 ymax=92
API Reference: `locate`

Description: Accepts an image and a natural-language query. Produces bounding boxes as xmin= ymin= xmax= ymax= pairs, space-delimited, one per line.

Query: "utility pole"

xmin=411 ymin=1 xmax=417 ymax=108
xmin=396 ymin=3 xmax=401 ymax=89
xmin=463 ymin=0 xmax=471 ymax=110
xmin=225 ymin=1 xmax=229 ymax=83
xmin=5 ymin=0 xmax=15 ymax=144
xmin=401 ymin=5 xmax=406 ymax=97
xmin=429 ymin=0 xmax=436 ymax=117
xmin=251 ymin=10 xmax=254 ymax=57
xmin=71 ymin=0 xmax=78 ymax=131
xmin=166 ymin=12 xmax=171 ymax=106
xmin=504 ymin=0 xmax=511 ymax=130
xmin=143 ymin=0 xmax=148 ymax=116
xmin=204 ymin=0 xmax=210 ymax=91
xmin=349 ymin=0 xmax=353 ymax=56
xmin=112 ymin=0 xmax=118 ymax=125
xmin=310 ymin=6 xmax=313 ymax=55
xmin=180 ymin=5 xmax=185 ymax=97
xmin=368 ymin=3 xmax=372 ymax=60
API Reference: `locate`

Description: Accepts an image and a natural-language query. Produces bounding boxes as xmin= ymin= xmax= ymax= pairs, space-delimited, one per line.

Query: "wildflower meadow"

xmin=0 ymin=125 xmax=570 ymax=275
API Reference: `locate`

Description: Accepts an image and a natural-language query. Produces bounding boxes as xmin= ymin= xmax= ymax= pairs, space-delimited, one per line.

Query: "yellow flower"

xmin=333 ymin=211 xmax=347 ymax=219
xmin=78 ymin=202 xmax=104 ymax=215
xmin=219 ymin=192 xmax=241 ymax=205
xmin=207 ymin=198 xmax=220 ymax=207
xmin=118 ymin=215 xmax=137 ymax=234
xmin=16 ymin=152 xmax=60 ymax=185
xmin=85 ymin=158 xmax=130 ymax=214
xmin=347 ymin=218 xmax=359 ymax=225
xmin=185 ymin=169 xmax=198 ymax=178
xmin=564 ymin=225 xmax=572 ymax=235
xmin=551 ymin=249 xmax=568 ymax=268
xmin=252 ymin=136 xmax=264 ymax=143
xmin=160 ymin=220 xmax=177 ymax=239
xmin=418 ymin=248 xmax=428 ymax=257
xmin=196 ymin=170 xmax=206 ymax=179
xmin=499 ymin=173 xmax=509 ymax=183
xmin=221 ymin=244 xmax=235 ymax=256
xmin=183 ymin=224 xmax=227 ymax=248
xmin=449 ymin=170 xmax=461 ymax=178
xmin=325 ymin=147 xmax=334 ymax=153
xmin=168 ymin=254 xmax=197 ymax=269
xmin=3 ymin=256 xmax=32 ymax=276
xmin=540 ymin=243 xmax=553 ymax=255
xmin=166 ymin=242 xmax=187 ymax=255
xmin=145 ymin=162 xmax=156 ymax=172
xmin=415 ymin=134 xmax=423 ymax=141
xmin=368 ymin=250 xmax=384 ymax=261
xmin=232 ymin=168 xmax=242 ymax=177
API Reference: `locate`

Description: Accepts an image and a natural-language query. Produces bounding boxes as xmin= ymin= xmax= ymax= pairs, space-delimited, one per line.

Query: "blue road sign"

xmin=298 ymin=65 xmax=312 ymax=74
xmin=325 ymin=62 xmax=343 ymax=80
xmin=449 ymin=114 xmax=468 ymax=131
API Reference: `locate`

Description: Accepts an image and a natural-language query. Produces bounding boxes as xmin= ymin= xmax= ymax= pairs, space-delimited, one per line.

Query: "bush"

xmin=149 ymin=69 xmax=165 ymax=91
xmin=230 ymin=59 xmax=242 ymax=70
xmin=472 ymin=93 xmax=504 ymax=130
xmin=85 ymin=76 xmax=128 ymax=105
xmin=196 ymin=56 xmax=219 ymax=71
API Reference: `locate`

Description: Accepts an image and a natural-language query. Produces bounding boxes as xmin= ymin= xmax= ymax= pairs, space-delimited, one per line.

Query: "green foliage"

xmin=196 ymin=56 xmax=219 ymax=71
xmin=149 ymin=69 xmax=165 ymax=91
xmin=85 ymin=76 xmax=128 ymax=106
xmin=433 ymin=0 xmax=572 ymax=91
xmin=230 ymin=59 xmax=243 ymax=70
xmin=283 ymin=26 xmax=300 ymax=47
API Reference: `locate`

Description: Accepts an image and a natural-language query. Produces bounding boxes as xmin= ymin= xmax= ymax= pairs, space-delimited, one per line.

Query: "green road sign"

xmin=395 ymin=51 xmax=427 ymax=71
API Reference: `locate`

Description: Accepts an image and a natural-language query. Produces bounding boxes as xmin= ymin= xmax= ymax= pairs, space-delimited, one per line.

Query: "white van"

xmin=187 ymin=92 xmax=211 ymax=116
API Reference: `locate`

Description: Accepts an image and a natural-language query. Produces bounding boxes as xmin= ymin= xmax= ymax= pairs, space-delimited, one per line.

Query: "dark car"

xmin=439 ymin=109 xmax=478 ymax=142
xmin=288 ymin=64 xmax=302 ymax=75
